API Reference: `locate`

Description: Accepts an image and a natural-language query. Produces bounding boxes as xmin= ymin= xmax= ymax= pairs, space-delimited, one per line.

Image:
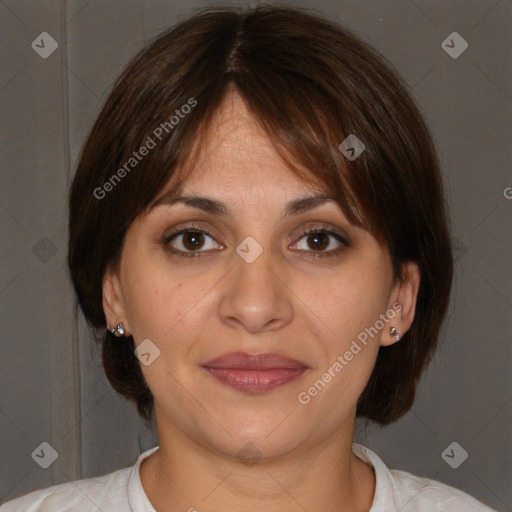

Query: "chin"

xmin=229 ymin=412 xmax=317 ymax=456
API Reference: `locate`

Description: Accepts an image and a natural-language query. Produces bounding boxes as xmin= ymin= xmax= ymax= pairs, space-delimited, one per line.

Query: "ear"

xmin=381 ymin=261 xmax=420 ymax=347
xmin=102 ymin=264 xmax=131 ymax=336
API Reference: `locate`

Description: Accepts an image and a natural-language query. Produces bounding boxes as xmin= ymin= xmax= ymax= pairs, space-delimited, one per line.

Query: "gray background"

xmin=1 ymin=0 xmax=510 ymax=510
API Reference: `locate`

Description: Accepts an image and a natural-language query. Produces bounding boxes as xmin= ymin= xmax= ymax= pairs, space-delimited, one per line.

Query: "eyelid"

xmin=291 ymin=222 xmax=349 ymax=244
xmin=162 ymin=224 xmax=222 ymax=248
xmin=288 ymin=225 xmax=348 ymax=259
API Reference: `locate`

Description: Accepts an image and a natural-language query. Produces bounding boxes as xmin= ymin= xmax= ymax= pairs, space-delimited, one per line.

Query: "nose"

xmin=217 ymin=237 xmax=294 ymax=334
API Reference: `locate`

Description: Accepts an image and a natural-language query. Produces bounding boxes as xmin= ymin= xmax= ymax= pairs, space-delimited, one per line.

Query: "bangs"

xmin=138 ymin=84 xmax=374 ymax=244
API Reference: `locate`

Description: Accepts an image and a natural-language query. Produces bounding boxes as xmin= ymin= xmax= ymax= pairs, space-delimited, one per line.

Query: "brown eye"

xmin=163 ymin=226 xmax=223 ymax=258
xmin=306 ymin=232 xmax=330 ymax=251
xmin=181 ymin=231 xmax=206 ymax=250
xmin=291 ymin=226 xmax=348 ymax=259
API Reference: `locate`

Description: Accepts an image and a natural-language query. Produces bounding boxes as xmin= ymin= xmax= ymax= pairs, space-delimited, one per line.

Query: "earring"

xmin=389 ymin=326 xmax=400 ymax=342
xmin=109 ymin=322 xmax=125 ymax=337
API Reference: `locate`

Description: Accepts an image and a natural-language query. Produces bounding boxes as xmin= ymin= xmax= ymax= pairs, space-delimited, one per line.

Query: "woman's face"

xmin=103 ymin=91 xmax=419 ymax=460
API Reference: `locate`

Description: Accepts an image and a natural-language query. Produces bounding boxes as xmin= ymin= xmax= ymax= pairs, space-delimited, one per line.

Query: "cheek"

xmin=326 ymin=264 xmax=393 ymax=386
xmin=119 ymin=251 xmax=182 ymax=339
xmin=125 ymin=283 xmax=185 ymax=341
xmin=307 ymin=262 xmax=392 ymax=341
xmin=120 ymin=255 xmax=219 ymax=345
xmin=298 ymin=272 xmax=387 ymax=413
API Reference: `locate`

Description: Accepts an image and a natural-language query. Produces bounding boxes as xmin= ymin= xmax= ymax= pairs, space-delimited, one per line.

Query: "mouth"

xmin=201 ymin=352 xmax=309 ymax=393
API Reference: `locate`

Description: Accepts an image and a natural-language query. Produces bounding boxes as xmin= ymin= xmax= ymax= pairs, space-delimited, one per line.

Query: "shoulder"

xmin=352 ymin=443 xmax=497 ymax=512
xmin=389 ymin=468 xmax=497 ymax=511
xmin=0 ymin=467 xmax=131 ymax=512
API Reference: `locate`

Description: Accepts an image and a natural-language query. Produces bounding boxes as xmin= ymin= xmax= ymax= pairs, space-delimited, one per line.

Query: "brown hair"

xmin=68 ymin=4 xmax=453 ymax=425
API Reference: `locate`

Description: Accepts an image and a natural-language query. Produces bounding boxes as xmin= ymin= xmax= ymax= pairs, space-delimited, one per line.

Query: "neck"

xmin=140 ymin=415 xmax=375 ymax=512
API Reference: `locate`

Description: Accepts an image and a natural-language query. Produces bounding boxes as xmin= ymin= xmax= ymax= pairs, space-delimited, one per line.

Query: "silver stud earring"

xmin=390 ymin=326 xmax=400 ymax=342
xmin=109 ymin=322 xmax=125 ymax=337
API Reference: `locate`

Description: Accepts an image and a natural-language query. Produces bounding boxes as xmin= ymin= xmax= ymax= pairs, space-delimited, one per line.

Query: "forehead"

xmin=144 ymin=90 xmax=368 ymax=233
xmin=178 ymin=90 xmax=323 ymax=198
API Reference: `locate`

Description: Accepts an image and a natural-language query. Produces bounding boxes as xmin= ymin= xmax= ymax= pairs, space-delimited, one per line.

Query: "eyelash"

xmin=162 ymin=224 xmax=348 ymax=259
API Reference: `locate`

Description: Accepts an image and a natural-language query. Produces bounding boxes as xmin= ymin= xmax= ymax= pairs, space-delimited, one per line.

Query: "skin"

xmin=103 ymin=90 xmax=420 ymax=512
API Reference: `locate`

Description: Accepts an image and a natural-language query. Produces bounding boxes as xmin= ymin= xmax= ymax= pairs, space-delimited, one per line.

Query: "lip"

xmin=202 ymin=352 xmax=309 ymax=393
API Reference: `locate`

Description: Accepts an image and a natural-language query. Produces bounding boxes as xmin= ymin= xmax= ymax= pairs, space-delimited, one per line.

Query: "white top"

xmin=0 ymin=443 xmax=496 ymax=511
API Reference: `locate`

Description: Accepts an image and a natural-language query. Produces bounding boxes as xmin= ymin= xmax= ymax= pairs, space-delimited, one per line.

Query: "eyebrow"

xmin=148 ymin=192 xmax=338 ymax=218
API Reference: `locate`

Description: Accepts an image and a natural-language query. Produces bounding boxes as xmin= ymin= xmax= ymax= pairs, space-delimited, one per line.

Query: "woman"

xmin=1 ymin=5 xmax=497 ymax=511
